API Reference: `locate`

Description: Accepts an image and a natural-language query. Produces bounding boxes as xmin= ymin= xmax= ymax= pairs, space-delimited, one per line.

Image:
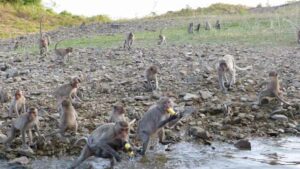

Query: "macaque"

xmin=188 ymin=22 xmax=194 ymax=34
xmin=53 ymin=77 xmax=82 ymax=112
xmin=137 ymin=97 xmax=180 ymax=155
xmin=59 ymin=99 xmax=78 ymax=136
xmin=145 ymin=65 xmax=159 ymax=91
xmin=71 ymin=121 xmax=134 ymax=169
xmin=205 ymin=21 xmax=211 ymax=31
xmin=158 ymin=29 xmax=166 ymax=45
xmin=215 ymin=20 xmax=221 ymax=30
xmin=123 ymin=32 xmax=134 ymax=50
xmin=14 ymin=41 xmax=19 ymax=50
xmin=39 ymin=17 xmax=51 ymax=56
xmin=4 ymin=108 xmax=43 ymax=149
xmin=258 ymin=71 xmax=291 ymax=106
xmin=0 ymin=88 xmax=10 ymax=103
xmin=108 ymin=104 xmax=136 ymax=125
xmin=54 ymin=40 xmax=73 ymax=64
xmin=217 ymin=54 xmax=252 ymax=93
xmin=195 ymin=23 xmax=201 ymax=32
xmin=8 ymin=90 xmax=26 ymax=117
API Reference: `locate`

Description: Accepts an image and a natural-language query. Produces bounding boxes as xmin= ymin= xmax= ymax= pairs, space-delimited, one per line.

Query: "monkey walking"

xmin=217 ymin=54 xmax=252 ymax=93
xmin=123 ymin=32 xmax=134 ymax=50
xmin=257 ymin=71 xmax=291 ymax=106
xmin=71 ymin=121 xmax=134 ymax=168
xmin=54 ymin=40 xmax=73 ymax=64
xmin=137 ymin=97 xmax=181 ymax=155
xmin=8 ymin=89 xmax=26 ymax=117
xmin=195 ymin=23 xmax=201 ymax=32
xmin=4 ymin=108 xmax=44 ymax=149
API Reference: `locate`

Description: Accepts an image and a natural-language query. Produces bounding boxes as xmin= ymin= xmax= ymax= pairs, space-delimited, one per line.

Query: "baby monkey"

xmin=8 ymin=89 xmax=26 ymax=117
xmin=145 ymin=65 xmax=159 ymax=91
xmin=258 ymin=71 xmax=291 ymax=106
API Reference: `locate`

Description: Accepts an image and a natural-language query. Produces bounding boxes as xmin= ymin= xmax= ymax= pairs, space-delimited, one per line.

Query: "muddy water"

xmin=1 ymin=137 xmax=300 ymax=169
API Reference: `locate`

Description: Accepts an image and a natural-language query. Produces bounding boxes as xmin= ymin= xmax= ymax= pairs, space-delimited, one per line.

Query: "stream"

xmin=1 ymin=136 xmax=300 ymax=169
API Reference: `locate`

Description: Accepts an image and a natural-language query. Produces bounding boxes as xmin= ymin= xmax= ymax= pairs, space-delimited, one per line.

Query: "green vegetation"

xmin=0 ymin=2 xmax=111 ymax=38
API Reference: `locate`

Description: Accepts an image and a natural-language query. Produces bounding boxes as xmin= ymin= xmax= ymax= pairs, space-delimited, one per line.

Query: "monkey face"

xmin=219 ymin=62 xmax=227 ymax=71
xmin=114 ymin=105 xmax=125 ymax=115
xmin=15 ymin=92 xmax=21 ymax=100
xmin=71 ymin=78 xmax=81 ymax=88
xmin=269 ymin=71 xmax=278 ymax=77
xmin=29 ymin=110 xmax=37 ymax=120
xmin=67 ymin=48 xmax=73 ymax=53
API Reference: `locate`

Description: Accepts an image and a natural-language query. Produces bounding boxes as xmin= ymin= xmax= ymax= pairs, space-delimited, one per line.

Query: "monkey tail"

xmin=55 ymin=40 xmax=64 ymax=50
xmin=129 ymin=119 xmax=136 ymax=126
xmin=275 ymin=94 xmax=291 ymax=106
xmin=74 ymin=137 xmax=88 ymax=146
xmin=235 ymin=65 xmax=252 ymax=71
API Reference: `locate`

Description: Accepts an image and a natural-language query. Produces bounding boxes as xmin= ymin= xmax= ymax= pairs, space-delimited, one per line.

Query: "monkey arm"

xmin=23 ymin=104 xmax=26 ymax=114
xmin=157 ymin=115 xmax=179 ymax=129
xmin=14 ymin=103 xmax=19 ymax=116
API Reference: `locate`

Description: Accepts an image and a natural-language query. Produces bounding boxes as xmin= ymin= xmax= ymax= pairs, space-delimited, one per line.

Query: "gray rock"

xmin=0 ymin=133 xmax=7 ymax=143
xmin=271 ymin=114 xmax=288 ymax=121
xmin=6 ymin=68 xmax=19 ymax=78
xmin=183 ymin=93 xmax=200 ymax=101
xmin=8 ymin=156 xmax=30 ymax=165
xmin=234 ymin=139 xmax=251 ymax=150
xmin=189 ymin=127 xmax=210 ymax=140
xmin=199 ymin=90 xmax=213 ymax=100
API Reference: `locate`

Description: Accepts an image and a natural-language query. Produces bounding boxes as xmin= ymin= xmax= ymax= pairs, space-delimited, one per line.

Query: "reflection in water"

xmin=1 ymin=137 xmax=299 ymax=169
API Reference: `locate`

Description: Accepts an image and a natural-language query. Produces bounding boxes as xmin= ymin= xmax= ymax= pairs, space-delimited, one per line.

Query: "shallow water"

xmin=1 ymin=137 xmax=300 ymax=169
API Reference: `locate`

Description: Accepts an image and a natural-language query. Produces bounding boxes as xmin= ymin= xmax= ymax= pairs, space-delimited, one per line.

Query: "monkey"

xmin=108 ymin=104 xmax=136 ymax=126
xmin=39 ymin=17 xmax=51 ymax=56
xmin=145 ymin=65 xmax=159 ymax=91
xmin=215 ymin=20 xmax=221 ymax=30
xmin=53 ymin=77 xmax=82 ymax=112
xmin=257 ymin=71 xmax=291 ymax=106
xmin=188 ymin=22 xmax=194 ymax=34
xmin=4 ymin=108 xmax=43 ymax=149
xmin=195 ymin=23 xmax=201 ymax=32
xmin=205 ymin=21 xmax=211 ymax=31
xmin=137 ymin=97 xmax=180 ymax=155
xmin=217 ymin=54 xmax=252 ymax=93
xmin=158 ymin=29 xmax=166 ymax=45
xmin=59 ymin=99 xmax=78 ymax=137
xmin=8 ymin=90 xmax=26 ymax=117
xmin=0 ymin=88 xmax=10 ymax=103
xmin=123 ymin=32 xmax=134 ymax=50
xmin=54 ymin=40 xmax=73 ymax=64
xmin=71 ymin=121 xmax=134 ymax=169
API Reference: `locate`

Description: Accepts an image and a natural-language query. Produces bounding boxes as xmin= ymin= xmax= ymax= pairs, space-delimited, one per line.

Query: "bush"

xmin=0 ymin=0 xmax=41 ymax=5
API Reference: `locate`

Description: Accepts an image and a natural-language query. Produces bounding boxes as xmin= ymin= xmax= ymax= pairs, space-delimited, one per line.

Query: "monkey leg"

xmin=28 ymin=130 xmax=33 ymax=145
xmin=218 ymin=73 xmax=227 ymax=93
xmin=158 ymin=128 xmax=174 ymax=145
xmin=21 ymin=129 xmax=29 ymax=149
xmin=138 ymin=131 xmax=150 ymax=155
xmin=70 ymin=145 xmax=92 ymax=169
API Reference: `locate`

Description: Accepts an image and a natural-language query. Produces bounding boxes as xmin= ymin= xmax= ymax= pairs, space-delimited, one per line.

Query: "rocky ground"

xmin=0 ymin=20 xmax=300 ymax=167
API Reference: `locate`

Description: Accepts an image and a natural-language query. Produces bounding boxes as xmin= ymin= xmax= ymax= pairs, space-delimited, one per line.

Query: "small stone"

xmin=234 ymin=139 xmax=251 ymax=150
xmin=183 ymin=93 xmax=200 ymax=101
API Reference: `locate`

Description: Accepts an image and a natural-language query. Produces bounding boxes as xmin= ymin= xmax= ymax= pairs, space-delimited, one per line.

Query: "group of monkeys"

xmin=188 ymin=20 xmax=221 ymax=34
xmin=2 ymin=18 xmax=293 ymax=169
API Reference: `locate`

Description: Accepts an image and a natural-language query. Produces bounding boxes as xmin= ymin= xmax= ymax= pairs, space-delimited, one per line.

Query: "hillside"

xmin=0 ymin=3 xmax=110 ymax=38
